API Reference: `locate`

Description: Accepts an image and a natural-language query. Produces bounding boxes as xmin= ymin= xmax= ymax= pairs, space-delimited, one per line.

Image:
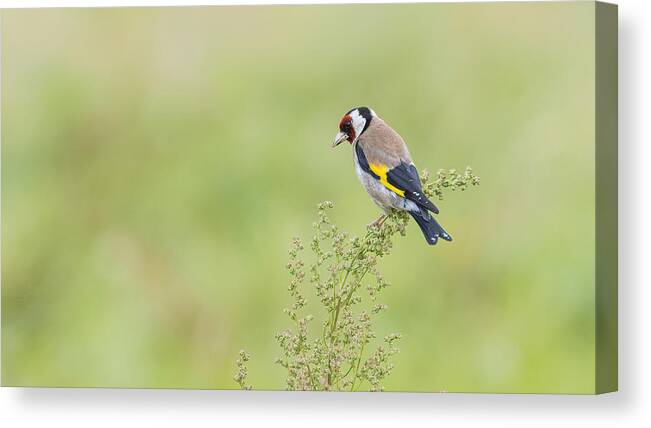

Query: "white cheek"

xmin=353 ymin=116 xmax=366 ymax=137
xmin=353 ymin=120 xmax=366 ymax=139
xmin=349 ymin=111 xmax=366 ymax=141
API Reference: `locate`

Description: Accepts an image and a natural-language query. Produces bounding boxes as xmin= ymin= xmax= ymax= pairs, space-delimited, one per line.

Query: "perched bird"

xmin=332 ymin=107 xmax=452 ymax=245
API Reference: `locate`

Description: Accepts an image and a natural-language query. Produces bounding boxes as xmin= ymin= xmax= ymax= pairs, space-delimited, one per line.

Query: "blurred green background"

xmin=1 ymin=2 xmax=596 ymax=393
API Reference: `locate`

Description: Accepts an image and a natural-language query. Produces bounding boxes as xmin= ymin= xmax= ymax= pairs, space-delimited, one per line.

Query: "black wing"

xmin=355 ymin=143 xmax=439 ymax=214
xmin=386 ymin=162 xmax=439 ymax=214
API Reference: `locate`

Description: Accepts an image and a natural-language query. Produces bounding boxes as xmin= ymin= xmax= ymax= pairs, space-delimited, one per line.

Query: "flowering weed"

xmin=236 ymin=167 xmax=479 ymax=391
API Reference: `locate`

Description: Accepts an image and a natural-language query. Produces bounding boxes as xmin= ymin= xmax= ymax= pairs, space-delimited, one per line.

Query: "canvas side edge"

xmin=594 ymin=0 xmax=618 ymax=395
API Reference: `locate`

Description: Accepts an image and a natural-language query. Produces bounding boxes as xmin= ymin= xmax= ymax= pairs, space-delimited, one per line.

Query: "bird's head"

xmin=332 ymin=107 xmax=376 ymax=147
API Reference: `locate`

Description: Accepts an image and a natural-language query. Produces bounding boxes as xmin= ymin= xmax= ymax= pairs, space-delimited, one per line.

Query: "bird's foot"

xmin=369 ymin=214 xmax=388 ymax=229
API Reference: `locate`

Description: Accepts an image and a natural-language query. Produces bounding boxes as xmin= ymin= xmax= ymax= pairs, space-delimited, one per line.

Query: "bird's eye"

xmin=343 ymin=122 xmax=351 ymax=130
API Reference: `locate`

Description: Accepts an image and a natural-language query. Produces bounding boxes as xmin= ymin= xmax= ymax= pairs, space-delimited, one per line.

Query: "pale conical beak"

xmin=332 ymin=131 xmax=348 ymax=147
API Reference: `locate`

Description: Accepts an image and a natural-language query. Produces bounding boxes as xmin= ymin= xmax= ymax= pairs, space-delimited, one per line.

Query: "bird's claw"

xmin=369 ymin=215 xmax=388 ymax=229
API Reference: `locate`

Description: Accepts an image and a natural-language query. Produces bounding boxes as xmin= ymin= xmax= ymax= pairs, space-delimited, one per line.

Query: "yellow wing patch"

xmin=369 ymin=163 xmax=405 ymax=197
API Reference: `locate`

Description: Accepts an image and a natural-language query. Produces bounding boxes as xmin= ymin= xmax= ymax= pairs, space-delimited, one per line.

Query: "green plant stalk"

xmin=234 ymin=167 xmax=480 ymax=392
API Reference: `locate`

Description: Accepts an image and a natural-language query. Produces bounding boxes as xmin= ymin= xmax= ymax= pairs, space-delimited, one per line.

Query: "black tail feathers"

xmin=408 ymin=210 xmax=452 ymax=246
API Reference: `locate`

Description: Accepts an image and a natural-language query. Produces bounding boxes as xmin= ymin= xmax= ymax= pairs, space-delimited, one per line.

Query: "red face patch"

xmin=339 ymin=114 xmax=356 ymax=143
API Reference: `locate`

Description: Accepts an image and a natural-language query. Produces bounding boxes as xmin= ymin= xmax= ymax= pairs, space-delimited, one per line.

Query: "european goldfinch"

xmin=333 ymin=107 xmax=452 ymax=245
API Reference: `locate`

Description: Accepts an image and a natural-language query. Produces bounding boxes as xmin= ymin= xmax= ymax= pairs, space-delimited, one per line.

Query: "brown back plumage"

xmin=357 ymin=117 xmax=412 ymax=168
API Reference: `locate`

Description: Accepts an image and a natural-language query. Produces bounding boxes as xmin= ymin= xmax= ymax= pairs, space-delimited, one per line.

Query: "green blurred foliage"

xmin=2 ymin=3 xmax=595 ymax=393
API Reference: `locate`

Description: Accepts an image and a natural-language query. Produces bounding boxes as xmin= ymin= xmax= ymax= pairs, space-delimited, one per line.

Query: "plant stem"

xmin=350 ymin=339 xmax=366 ymax=392
xmin=330 ymin=229 xmax=374 ymax=336
xmin=325 ymin=222 xmax=380 ymax=388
